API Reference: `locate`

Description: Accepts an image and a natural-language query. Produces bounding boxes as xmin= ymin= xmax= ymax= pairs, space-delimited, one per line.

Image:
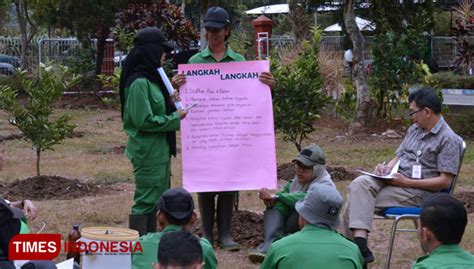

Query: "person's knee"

xmin=349 ymin=175 xmax=375 ymax=192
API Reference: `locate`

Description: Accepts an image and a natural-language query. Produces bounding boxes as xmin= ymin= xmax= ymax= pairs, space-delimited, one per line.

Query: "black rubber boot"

xmin=216 ymin=192 xmax=240 ymax=251
xmin=248 ymin=209 xmax=285 ymax=263
xmin=284 ymin=210 xmax=300 ymax=234
xmin=146 ymin=208 xmax=158 ymax=233
xmin=129 ymin=214 xmax=148 ymax=236
xmin=198 ymin=192 xmax=216 ymax=244
xmin=354 ymin=237 xmax=375 ymax=264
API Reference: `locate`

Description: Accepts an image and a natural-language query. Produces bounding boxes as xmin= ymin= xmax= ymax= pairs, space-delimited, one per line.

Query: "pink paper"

xmin=178 ymin=60 xmax=277 ymax=192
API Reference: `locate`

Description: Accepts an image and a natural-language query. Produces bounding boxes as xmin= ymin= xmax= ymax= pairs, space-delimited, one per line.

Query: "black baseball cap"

xmin=134 ymin=27 xmax=177 ymax=52
xmin=203 ymin=7 xmax=230 ymax=29
xmin=157 ymin=188 xmax=194 ymax=220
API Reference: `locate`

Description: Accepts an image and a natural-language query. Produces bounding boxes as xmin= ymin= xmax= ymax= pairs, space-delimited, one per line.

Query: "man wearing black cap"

xmin=132 ymin=188 xmax=217 ymax=269
xmin=172 ymin=6 xmax=275 ymax=251
xmin=260 ymin=184 xmax=364 ymax=269
xmin=249 ymin=144 xmax=336 ymax=263
xmin=120 ymin=27 xmax=187 ymax=236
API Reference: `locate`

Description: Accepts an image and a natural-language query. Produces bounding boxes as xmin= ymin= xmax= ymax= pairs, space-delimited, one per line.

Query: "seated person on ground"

xmin=154 ymin=230 xmax=203 ymax=269
xmin=260 ymin=183 xmax=364 ymax=269
xmin=132 ymin=187 xmax=217 ymax=269
xmin=342 ymin=87 xmax=463 ymax=264
xmin=1 ymin=199 xmax=55 ymax=269
xmin=248 ymin=144 xmax=336 ymax=263
xmin=412 ymin=193 xmax=473 ymax=269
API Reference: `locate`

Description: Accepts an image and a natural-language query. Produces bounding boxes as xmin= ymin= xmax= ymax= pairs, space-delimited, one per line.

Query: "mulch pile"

xmin=277 ymin=162 xmax=357 ymax=182
xmin=1 ymin=175 xmax=111 ymax=201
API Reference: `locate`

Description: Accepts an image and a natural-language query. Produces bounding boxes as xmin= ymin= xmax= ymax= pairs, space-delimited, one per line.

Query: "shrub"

xmin=272 ymin=28 xmax=331 ymax=152
xmin=0 ymin=65 xmax=81 ymax=176
xmin=426 ymin=71 xmax=474 ymax=89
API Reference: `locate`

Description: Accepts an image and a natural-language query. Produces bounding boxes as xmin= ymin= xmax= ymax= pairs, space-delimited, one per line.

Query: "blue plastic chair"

xmin=378 ymin=140 xmax=466 ymax=269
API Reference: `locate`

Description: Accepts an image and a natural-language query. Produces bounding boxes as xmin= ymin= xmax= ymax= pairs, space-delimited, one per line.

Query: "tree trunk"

xmin=288 ymin=0 xmax=311 ymax=44
xmin=95 ymin=36 xmax=106 ymax=76
xmin=15 ymin=0 xmax=28 ymax=70
xmin=36 ymin=149 xmax=41 ymax=176
xmin=343 ymin=0 xmax=370 ymax=134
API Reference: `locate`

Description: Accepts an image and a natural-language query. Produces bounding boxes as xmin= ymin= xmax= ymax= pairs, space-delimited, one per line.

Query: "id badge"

xmin=412 ymin=164 xmax=422 ymax=179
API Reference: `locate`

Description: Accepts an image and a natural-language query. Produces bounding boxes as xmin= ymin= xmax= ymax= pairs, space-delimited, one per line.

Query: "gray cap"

xmin=292 ymin=144 xmax=325 ymax=166
xmin=203 ymin=7 xmax=230 ymax=29
xmin=295 ymin=184 xmax=343 ymax=230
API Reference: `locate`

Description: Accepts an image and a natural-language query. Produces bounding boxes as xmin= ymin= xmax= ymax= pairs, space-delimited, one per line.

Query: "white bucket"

xmin=80 ymin=227 xmax=139 ymax=269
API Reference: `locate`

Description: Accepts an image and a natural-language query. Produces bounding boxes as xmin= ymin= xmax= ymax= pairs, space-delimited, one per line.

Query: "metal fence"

xmin=0 ymin=35 xmax=470 ymax=77
xmin=38 ymin=38 xmax=81 ymax=67
xmin=0 ymin=37 xmax=93 ymax=76
xmin=261 ymin=35 xmax=466 ymax=69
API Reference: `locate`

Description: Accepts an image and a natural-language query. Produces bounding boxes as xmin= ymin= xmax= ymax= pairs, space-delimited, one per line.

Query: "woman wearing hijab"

xmin=248 ymin=144 xmax=336 ymax=263
xmin=120 ymin=27 xmax=187 ymax=236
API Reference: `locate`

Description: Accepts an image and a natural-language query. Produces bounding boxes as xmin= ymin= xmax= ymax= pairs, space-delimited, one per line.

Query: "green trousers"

xmin=131 ymin=160 xmax=171 ymax=214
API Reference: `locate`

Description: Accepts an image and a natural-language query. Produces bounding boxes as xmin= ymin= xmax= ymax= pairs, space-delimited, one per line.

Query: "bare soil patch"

xmin=455 ymin=191 xmax=474 ymax=214
xmin=1 ymin=175 xmax=114 ymax=201
xmin=192 ymin=210 xmax=264 ymax=249
xmin=55 ymin=94 xmax=114 ymax=110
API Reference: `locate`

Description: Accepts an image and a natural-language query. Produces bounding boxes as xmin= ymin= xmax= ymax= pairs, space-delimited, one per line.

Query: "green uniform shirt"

xmin=260 ymin=225 xmax=364 ymax=269
xmin=188 ymin=45 xmax=245 ymax=64
xmin=132 ymin=224 xmax=217 ymax=269
xmin=123 ymin=78 xmax=180 ymax=164
xmin=412 ymin=244 xmax=474 ymax=269
xmin=274 ymin=181 xmax=305 ymax=217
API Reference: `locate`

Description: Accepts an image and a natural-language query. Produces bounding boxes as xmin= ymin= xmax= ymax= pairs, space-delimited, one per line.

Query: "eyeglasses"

xmin=294 ymin=163 xmax=312 ymax=172
xmin=409 ymin=108 xmax=424 ymax=117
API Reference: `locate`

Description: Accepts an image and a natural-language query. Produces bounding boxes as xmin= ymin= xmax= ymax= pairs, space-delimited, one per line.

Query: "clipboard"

xmin=356 ymin=160 xmax=400 ymax=180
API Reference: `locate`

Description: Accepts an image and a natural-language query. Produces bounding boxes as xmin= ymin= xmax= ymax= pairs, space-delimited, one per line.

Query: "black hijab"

xmin=119 ymin=27 xmax=177 ymax=156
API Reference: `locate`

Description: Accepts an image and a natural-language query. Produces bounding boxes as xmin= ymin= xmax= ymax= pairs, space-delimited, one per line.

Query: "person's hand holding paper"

xmin=357 ymin=159 xmax=400 ymax=180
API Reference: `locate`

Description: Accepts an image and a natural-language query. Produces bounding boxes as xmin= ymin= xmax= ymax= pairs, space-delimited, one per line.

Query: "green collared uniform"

xmin=412 ymin=244 xmax=474 ymax=269
xmin=260 ymin=225 xmax=364 ymax=269
xmin=131 ymin=225 xmax=218 ymax=269
xmin=274 ymin=171 xmax=335 ymax=217
xmin=123 ymin=78 xmax=181 ymax=214
xmin=274 ymin=181 xmax=306 ymax=217
xmin=188 ymin=46 xmax=245 ymax=64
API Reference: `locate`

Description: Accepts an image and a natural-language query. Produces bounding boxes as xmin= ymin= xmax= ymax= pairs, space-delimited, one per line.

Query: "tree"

xmin=370 ymin=0 xmax=435 ymax=120
xmin=13 ymin=0 xmax=38 ymax=69
xmin=36 ymin=0 xmax=127 ymax=75
xmin=0 ymin=65 xmax=81 ymax=176
xmin=343 ymin=0 xmax=370 ymax=133
xmin=272 ymin=28 xmax=331 ymax=152
xmin=288 ymin=0 xmax=313 ymax=44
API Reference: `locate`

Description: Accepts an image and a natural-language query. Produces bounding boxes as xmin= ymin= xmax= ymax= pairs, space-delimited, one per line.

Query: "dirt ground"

xmin=2 ymin=166 xmax=472 ymax=244
xmin=1 ymin=102 xmax=473 ymax=269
